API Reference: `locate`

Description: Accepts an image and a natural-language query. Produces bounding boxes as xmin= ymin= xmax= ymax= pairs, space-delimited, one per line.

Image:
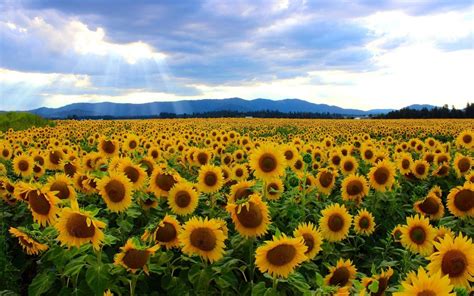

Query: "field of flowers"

xmin=0 ymin=118 xmax=473 ymax=296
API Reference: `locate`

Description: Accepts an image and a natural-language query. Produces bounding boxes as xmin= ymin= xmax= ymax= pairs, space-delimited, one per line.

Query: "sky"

xmin=0 ymin=0 xmax=473 ymax=111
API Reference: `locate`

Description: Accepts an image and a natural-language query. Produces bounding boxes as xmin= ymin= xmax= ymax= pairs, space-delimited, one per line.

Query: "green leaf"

xmin=369 ymin=280 xmax=379 ymax=293
xmin=252 ymin=282 xmax=267 ymax=296
xmin=187 ymin=264 xmax=202 ymax=285
xmin=28 ymin=272 xmax=56 ymax=296
xmin=288 ymin=272 xmax=310 ymax=292
xmin=85 ymin=263 xmax=110 ymax=296
xmin=315 ymin=272 xmax=324 ymax=287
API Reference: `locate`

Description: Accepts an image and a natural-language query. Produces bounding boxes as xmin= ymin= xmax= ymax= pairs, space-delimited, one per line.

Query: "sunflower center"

xmin=372 ymin=276 xmax=389 ymax=296
xmin=415 ymin=164 xmax=426 ymax=175
xmin=105 ymin=180 xmax=126 ymax=202
xmin=359 ymin=217 xmax=370 ymax=229
xmin=175 ymin=190 xmax=191 ymax=207
xmin=364 ymin=150 xmax=373 ymax=159
xmin=302 ymin=234 xmax=314 ymax=254
xmin=462 ymin=134 xmax=472 ymax=144
xmin=190 ymin=227 xmax=216 ymax=251
xmin=2 ymin=149 xmax=9 ymax=157
xmin=234 ymin=187 xmax=252 ymax=201
xmin=437 ymin=155 xmax=448 ymax=164
xmin=122 ymin=249 xmax=150 ymax=269
xmin=328 ymin=214 xmax=344 ymax=232
xmin=417 ymin=290 xmax=436 ymax=296
xmin=374 ymin=167 xmax=389 ymax=185
xmin=436 ymin=165 xmax=449 ymax=176
xmin=343 ymin=161 xmax=354 ymax=172
xmin=458 ymin=158 xmax=470 ymax=173
xmin=418 ymin=197 xmax=440 ymax=214
xmin=294 ymin=160 xmax=303 ymax=170
xmin=49 ymin=151 xmax=62 ymax=165
xmin=124 ymin=166 xmax=140 ymax=183
xmin=409 ymin=226 xmax=426 ymax=245
xmin=453 ymin=189 xmax=474 ymax=212
xmin=266 ymin=244 xmax=296 ymax=266
xmin=50 ymin=181 xmax=70 ymax=199
xmin=64 ymin=163 xmax=77 ymax=177
xmin=66 ymin=213 xmax=96 ymax=238
xmin=204 ymin=172 xmax=218 ymax=187
xmin=259 ymin=153 xmax=277 ymax=173
xmin=101 ymin=140 xmax=116 ymax=154
xmin=441 ymin=249 xmax=467 ymax=277
xmin=129 ymin=141 xmax=137 ymax=149
xmin=329 ymin=267 xmax=350 ymax=287
xmin=28 ymin=191 xmax=51 ymax=215
xmin=236 ymin=202 xmax=263 ymax=228
xmin=140 ymin=159 xmax=153 ymax=176
xmin=197 ymin=153 xmax=208 ymax=165
xmin=319 ymin=172 xmax=333 ymax=188
xmin=151 ymin=150 xmax=159 ymax=158
xmin=155 ymin=222 xmax=177 ymax=242
xmin=155 ymin=173 xmax=177 ymax=192
xmin=267 ymin=183 xmax=279 ymax=196
xmin=284 ymin=150 xmax=294 ymax=160
xmin=19 ymin=236 xmax=34 ymax=248
xmin=346 ymin=180 xmax=363 ymax=196
xmin=18 ymin=160 xmax=29 ymax=172
xmin=332 ymin=156 xmax=341 ymax=165
xmin=235 ymin=168 xmax=243 ymax=177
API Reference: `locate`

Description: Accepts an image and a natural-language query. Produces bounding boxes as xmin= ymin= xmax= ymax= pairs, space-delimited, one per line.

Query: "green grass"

xmin=0 ymin=112 xmax=55 ymax=132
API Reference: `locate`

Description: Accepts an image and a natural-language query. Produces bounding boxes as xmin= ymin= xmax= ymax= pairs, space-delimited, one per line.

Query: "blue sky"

xmin=1 ymin=0 xmax=473 ymax=111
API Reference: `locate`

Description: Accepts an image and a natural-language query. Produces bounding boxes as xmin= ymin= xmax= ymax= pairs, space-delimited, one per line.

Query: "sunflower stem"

xmin=272 ymin=277 xmax=278 ymax=290
xmin=248 ymin=237 xmax=255 ymax=286
xmin=129 ymin=274 xmax=138 ymax=296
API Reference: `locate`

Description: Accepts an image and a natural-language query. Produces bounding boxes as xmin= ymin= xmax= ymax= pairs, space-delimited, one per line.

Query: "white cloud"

xmin=0 ymin=68 xmax=90 ymax=88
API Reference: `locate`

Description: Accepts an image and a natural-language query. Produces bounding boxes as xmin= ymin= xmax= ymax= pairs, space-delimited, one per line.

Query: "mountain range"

xmin=26 ymin=98 xmax=435 ymax=118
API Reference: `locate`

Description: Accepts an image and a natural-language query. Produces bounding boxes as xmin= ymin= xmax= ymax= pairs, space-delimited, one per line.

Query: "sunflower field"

xmin=0 ymin=118 xmax=473 ymax=296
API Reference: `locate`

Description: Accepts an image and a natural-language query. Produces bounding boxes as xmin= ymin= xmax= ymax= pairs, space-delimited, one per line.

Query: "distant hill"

xmin=26 ymin=98 xmax=406 ymax=119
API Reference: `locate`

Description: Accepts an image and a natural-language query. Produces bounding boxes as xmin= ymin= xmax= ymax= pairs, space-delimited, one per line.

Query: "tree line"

xmin=374 ymin=103 xmax=474 ymax=119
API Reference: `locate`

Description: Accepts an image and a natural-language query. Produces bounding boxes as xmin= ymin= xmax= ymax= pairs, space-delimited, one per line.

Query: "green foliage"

xmin=0 ymin=112 xmax=54 ymax=132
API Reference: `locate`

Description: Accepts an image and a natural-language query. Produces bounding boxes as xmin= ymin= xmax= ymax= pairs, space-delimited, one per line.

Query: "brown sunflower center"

xmin=2 ymin=149 xmax=9 ymax=157
xmin=122 ymin=249 xmax=150 ymax=269
xmin=28 ymin=191 xmax=51 ymax=215
xmin=190 ymin=227 xmax=216 ymax=251
xmin=266 ymin=244 xmax=296 ymax=266
xmin=234 ymin=187 xmax=252 ymax=201
xmin=129 ymin=141 xmax=137 ymax=149
xmin=453 ymin=189 xmax=474 ymax=212
xmin=33 ymin=165 xmax=42 ymax=173
xmin=267 ymin=183 xmax=279 ymax=196
xmin=101 ymin=140 xmax=116 ymax=154
xmin=50 ymin=181 xmax=70 ymax=199
xmin=204 ymin=172 xmax=218 ymax=187
xmin=175 ymin=190 xmax=191 ymax=207
xmin=66 ymin=213 xmax=96 ymax=238
xmin=441 ymin=249 xmax=467 ymax=277
xmin=319 ymin=172 xmax=334 ymax=188
xmin=409 ymin=226 xmax=426 ymax=245
xmin=346 ymin=180 xmax=363 ymax=196
xmin=236 ymin=202 xmax=263 ymax=228
xmin=302 ymin=234 xmax=314 ymax=254
xmin=372 ymin=276 xmax=389 ymax=296
xmin=18 ymin=160 xmax=29 ymax=172
xmin=418 ymin=197 xmax=440 ymax=215
xmin=64 ymin=163 xmax=77 ymax=177
xmin=328 ymin=214 xmax=344 ymax=232
xmin=151 ymin=150 xmax=159 ymax=158
xmin=437 ymin=155 xmax=448 ymax=164
xmin=259 ymin=153 xmax=277 ymax=173
xmin=417 ymin=290 xmax=436 ymax=296
xmin=124 ymin=166 xmax=140 ymax=183
xmin=364 ymin=150 xmax=373 ymax=159
xmin=104 ymin=180 xmax=126 ymax=203
xmin=294 ymin=160 xmax=303 ymax=170
xmin=374 ymin=167 xmax=389 ymax=185
xmin=197 ymin=153 xmax=208 ymax=165
xmin=415 ymin=164 xmax=426 ymax=175
xmin=343 ymin=161 xmax=354 ymax=172
xmin=332 ymin=155 xmax=341 ymax=165
xmin=155 ymin=173 xmax=176 ymax=192
xmin=19 ymin=236 xmax=35 ymax=248
xmin=284 ymin=150 xmax=294 ymax=160
xmin=329 ymin=267 xmax=350 ymax=287
xmin=49 ymin=151 xmax=62 ymax=165
xmin=155 ymin=222 xmax=177 ymax=242
xmin=358 ymin=216 xmax=370 ymax=229
xmin=435 ymin=165 xmax=449 ymax=176
xmin=235 ymin=168 xmax=243 ymax=177
xmin=458 ymin=158 xmax=471 ymax=173
xmin=463 ymin=134 xmax=472 ymax=144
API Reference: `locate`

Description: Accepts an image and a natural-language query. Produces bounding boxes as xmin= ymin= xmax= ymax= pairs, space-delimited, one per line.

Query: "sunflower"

xmin=341 ymin=174 xmax=369 ymax=203
xmin=340 ymin=155 xmax=358 ymax=175
xmin=142 ymin=215 xmax=181 ymax=249
xmin=0 ymin=144 xmax=12 ymax=160
xmin=432 ymin=163 xmax=450 ymax=177
xmin=281 ymin=144 xmax=299 ymax=165
xmin=265 ymin=178 xmax=284 ymax=200
xmin=168 ymin=182 xmax=199 ymax=216
xmin=354 ymin=209 xmax=375 ymax=236
xmin=319 ymin=203 xmax=352 ymax=242
xmin=361 ymin=267 xmax=393 ymax=296
xmin=291 ymin=156 xmax=305 ymax=175
xmin=293 ymin=222 xmax=322 ymax=260
xmin=249 ymin=144 xmax=285 ymax=182
xmin=456 ymin=130 xmax=473 ymax=149
xmin=117 ymin=158 xmax=147 ymax=189
xmin=315 ymin=168 xmax=338 ymax=195
xmin=114 ymin=239 xmax=159 ymax=274
xmin=55 ymin=207 xmax=106 ymax=250
xmin=13 ymin=154 xmax=34 ymax=178
xmin=324 ymin=259 xmax=357 ymax=288
xmin=368 ymin=160 xmax=396 ymax=192
xmin=427 ymin=233 xmax=474 ymax=288
xmin=149 ymin=166 xmax=179 ymax=197
xmin=446 ymin=182 xmax=474 ymax=217
xmin=411 ymin=160 xmax=430 ymax=179
xmin=179 ymin=216 xmax=227 ymax=263
xmin=198 ymin=165 xmax=224 ymax=193
xmin=400 ymin=215 xmax=436 ymax=256
xmin=227 ymin=181 xmax=255 ymax=203
xmin=46 ymin=174 xmax=76 ymax=200
xmin=0 ymin=163 xmax=6 ymax=176
xmin=391 ymin=224 xmax=403 ymax=242
xmin=226 ymin=193 xmax=270 ymax=238
xmin=231 ymin=163 xmax=249 ymax=181
xmin=454 ymin=153 xmax=472 ymax=177
xmin=393 ymin=267 xmax=454 ymax=296
xmin=98 ymin=138 xmax=119 ymax=158
xmin=9 ymin=227 xmax=48 ymax=255
xmin=414 ymin=194 xmax=444 ymax=220
xmin=255 ymin=234 xmax=307 ymax=278
xmin=46 ymin=148 xmax=64 ymax=170
xmin=97 ymin=173 xmax=134 ymax=213
xmin=27 ymin=188 xmax=60 ymax=226
xmin=123 ymin=134 xmax=140 ymax=152
xmin=465 ymin=171 xmax=474 ymax=183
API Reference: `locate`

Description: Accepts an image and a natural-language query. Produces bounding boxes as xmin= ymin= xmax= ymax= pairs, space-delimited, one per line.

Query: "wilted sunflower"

xmin=293 ymin=222 xmax=322 ymax=260
xmin=249 ymin=144 xmax=285 ymax=182
xmin=117 ymin=158 xmax=147 ymax=189
xmin=354 ymin=209 xmax=375 ymax=236
xmin=46 ymin=174 xmax=76 ymax=200
xmin=114 ymin=239 xmax=159 ymax=274
xmin=315 ymin=168 xmax=338 ymax=195
xmin=340 ymin=155 xmax=358 ymax=175
xmin=427 ymin=234 xmax=474 ymax=288
xmin=319 ymin=203 xmax=352 ymax=242
xmin=265 ymin=178 xmax=284 ymax=200
xmin=411 ymin=160 xmax=430 ymax=179
xmin=453 ymin=153 xmax=472 ymax=177
xmin=179 ymin=216 xmax=227 ymax=263
xmin=227 ymin=180 xmax=255 ymax=203
xmin=55 ymin=206 xmax=106 ymax=250
xmin=142 ymin=215 xmax=181 ymax=249
xmin=149 ymin=166 xmax=179 ymax=197
xmin=97 ymin=173 xmax=134 ymax=213
xmin=168 ymin=182 xmax=199 ymax=216
xmin=446 ymin=182 xmax=474 ymax=218
xmin=9 ymin=227 xmax=48 ymax=255
xmin=341 ymin=174 xmax=369 ymax=203
xmin=13 ymin=154 xmax=34 ymax=178
xmin=368 ymin=160 xmax=396 ymax=192
xmin=393 ymin=267 xmax=454 ymax=296
xmin=27 ymin=188 xmax=60 ymax=226
xmin=414 ymin=194 xmax=444 ymax=220
xmin=400 ymin=215 xmax=436 ymax=256
xmin=255 ymin=234 xmax=307 ymax=278
xmin=226 ymin=193 xmax=270 ymax=238
xmin=360 ymin=267 xmax=393 ymax=296
xmin=324 ymin=259 xmax=357 ymax=288
xmin=198 ymin=165 xmax=224 ymax=193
